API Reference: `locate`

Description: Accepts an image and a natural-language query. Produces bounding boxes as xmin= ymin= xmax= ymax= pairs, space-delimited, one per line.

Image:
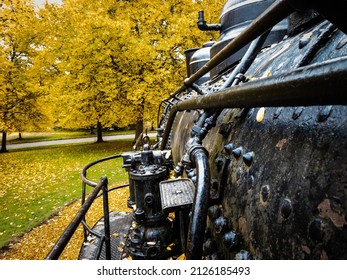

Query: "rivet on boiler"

xmin=242 ymin=152 xmax=254 ymax=166
xmin=232 ymin=147 xmax=243 ymax=159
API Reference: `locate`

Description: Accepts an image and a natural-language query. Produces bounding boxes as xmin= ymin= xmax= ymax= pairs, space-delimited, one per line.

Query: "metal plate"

xmin=160 ymin=178 xmax=195 ymax=212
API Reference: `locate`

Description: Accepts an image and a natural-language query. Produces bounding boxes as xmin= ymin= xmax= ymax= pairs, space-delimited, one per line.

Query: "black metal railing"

xmin=46 ymin=154 xmax=128 ymax=260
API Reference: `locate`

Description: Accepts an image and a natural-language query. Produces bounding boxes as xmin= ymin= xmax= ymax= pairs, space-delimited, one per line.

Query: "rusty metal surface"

xmin=203 ymin=105 xmax=347 ymax=259
xmin=169 ymin=18 xmax=347 ymax=259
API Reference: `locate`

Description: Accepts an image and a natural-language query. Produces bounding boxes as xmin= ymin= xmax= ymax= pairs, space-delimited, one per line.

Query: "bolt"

xmin=260 ymin=185 xmax=270 ymax=203
xmin=203 ymin=238 xmax=217 ymax=255
xmin=273 ymin=107 xmax=283 ymax=119
xmin=317 ymin=106 xmax=332 ymax=122
xmin=280 ymin=198 xmax=293 ymax=219
xmin=242 ymin=152 xmax=254 ymax=166
xmin=224 ymin=143 xmax=234 ymax=154
xmin=215 ymin=155 xmax=225 ymax=169
xmin=208 ymin=205 xmax=222 ymax=220
xmin=299 ymin=32 xmax=312 ymax=49
xmin=292 ymin=107 xmax=304 ymax=120
xmin=214 ymin=216 xmax=229 ymax=234
xmin=232 ymin=147 xmax=243 ymax=159
xmin=135 ymin=208 xmax=145 ymax=223
xmin=235 ymin=250 xmax=249 ymax=260
xmin=174 ymin=163 xmax=183 ymax=177
xmin=219 ymin=123 xmax=232 ymax=138
xmin=247 ymin=175 xmax=255 ymax=189
xmin=223 ymin=231 xmax=240 ymax=251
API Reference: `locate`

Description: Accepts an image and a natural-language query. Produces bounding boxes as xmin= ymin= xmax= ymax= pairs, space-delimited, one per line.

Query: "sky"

xmin=34 ymin=0 xmax=63 ymax=7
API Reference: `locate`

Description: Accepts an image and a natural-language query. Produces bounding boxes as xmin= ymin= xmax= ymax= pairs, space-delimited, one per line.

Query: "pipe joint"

xmin=188 ymin=144 xmax=209 ymax=165
xmin=197 ymin=10 xmax=222 ymax=31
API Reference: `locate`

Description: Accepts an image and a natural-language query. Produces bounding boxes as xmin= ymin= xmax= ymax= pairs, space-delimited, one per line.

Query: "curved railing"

xmin=46 ymin=154 xmax=128 ymax=260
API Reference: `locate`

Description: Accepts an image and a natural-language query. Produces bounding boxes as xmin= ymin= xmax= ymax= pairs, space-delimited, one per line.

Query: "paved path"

xmin=7 ymin=133 xmax=157 ymax=151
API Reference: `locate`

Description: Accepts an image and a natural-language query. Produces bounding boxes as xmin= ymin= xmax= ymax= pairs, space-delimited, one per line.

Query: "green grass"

xmin=0 ymin=140 xmax=133 ymax=249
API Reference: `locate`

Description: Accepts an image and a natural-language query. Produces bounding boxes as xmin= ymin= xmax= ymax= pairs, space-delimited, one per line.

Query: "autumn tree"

xmin=0 ymin=0 xmax=52 ymax=152
xmin=96 ymin=0 xmax=223 ymax=140
xmin=36 ymin=0 xmax=223 ymax=143
xmin=37 ymin=0 xmax=133 ymax=142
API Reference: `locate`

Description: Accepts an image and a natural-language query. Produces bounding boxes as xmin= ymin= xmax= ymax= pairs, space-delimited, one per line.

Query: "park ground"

xmin=0 ymin=131 xmax=147 ymax=259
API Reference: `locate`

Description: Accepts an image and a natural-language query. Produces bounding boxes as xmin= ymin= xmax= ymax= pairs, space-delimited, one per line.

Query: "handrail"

xmin=46 ymin=154 xmax=128 ymax=260
xmin=79 ymin=154 xmax=126 ymax=260
xmin=45 ymin=177 xmax=108 ymax=260
xmin=81 ymin=154 xmax=122 ymax=187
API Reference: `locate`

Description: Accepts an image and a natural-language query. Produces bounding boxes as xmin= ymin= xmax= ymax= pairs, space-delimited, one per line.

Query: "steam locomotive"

xmin=47 ymin=0 xmax=347 ymax=260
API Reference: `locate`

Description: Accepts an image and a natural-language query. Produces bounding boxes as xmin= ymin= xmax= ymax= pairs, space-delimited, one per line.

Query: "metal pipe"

xmin=220 ymin=28 xmax=271 ymax=90
xmin=95 ymin=236 xmax=105 ymax=260
xmin=160 ymin=57 xmax=347 ymax=150
xmin=296 ymin=23 xmax=336 ymax=68
xmin=197 ymin=10 xmax=222 ymax=31
xmin=102 ymin=177 xmax=111 ymax=260
xmin=45 ymin=177 xmax=107 ymax=260
xmin=160 ymin=108 xmax=177 ymax=150
xmin=186 ymin=147 xmax=210 ymax=260
xmin=159 ymin=0 xmax=293 ymax=148
xmin=81 ymin=183 xmax=129 ymax=239
xmin=165 ymin=0 xmax=293 ymax=101
xmin=176 ymin=57 xmax=347 ymax=111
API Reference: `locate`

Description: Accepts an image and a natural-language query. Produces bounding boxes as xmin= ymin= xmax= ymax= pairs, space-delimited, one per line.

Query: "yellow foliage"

xmin=35 ymin=0 xmax=223 ymax=130
xmin=1 ymin=0 xmax=224 ymax=133
xmin=0 ymin=0 xmax=53 ymax=134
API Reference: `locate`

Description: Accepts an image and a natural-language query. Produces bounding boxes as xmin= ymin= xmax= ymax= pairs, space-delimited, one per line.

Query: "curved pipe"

xmin=197 ymin=10 xmax=222 ymax=31
xmin=186 ymin=147 xmax=210 ymax=260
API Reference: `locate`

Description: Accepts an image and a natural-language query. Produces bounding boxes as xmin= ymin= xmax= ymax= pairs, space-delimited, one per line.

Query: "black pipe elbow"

xmin=186 ymin=146 xmax=211 ymax=259
xmin=197 ymin=10 xmax=222 ymax=31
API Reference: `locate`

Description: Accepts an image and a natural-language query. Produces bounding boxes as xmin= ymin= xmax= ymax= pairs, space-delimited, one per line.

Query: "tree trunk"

xmin=19 ymin=132 xmax=22 ymax=139
xmin=134 ymin=101 xmax=144 ymax=145
xmin=1 ymin=131 xmax=8 ymax=153
xmin=134 ymin=119 xmax=144 ymax=145
xmin=96 ymin=121 xmax=103 ymax=143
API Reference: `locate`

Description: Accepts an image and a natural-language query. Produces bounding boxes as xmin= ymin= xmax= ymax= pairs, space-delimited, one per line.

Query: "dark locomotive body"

xmin=47 ymin=0 xmax=347 ymax=260
xmin=169 ymin=15 xmax=347 ymax=259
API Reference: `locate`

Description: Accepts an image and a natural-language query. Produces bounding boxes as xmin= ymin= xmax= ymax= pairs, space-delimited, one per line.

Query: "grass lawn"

xmin=0 ymin=140 xmax=133 ymax=250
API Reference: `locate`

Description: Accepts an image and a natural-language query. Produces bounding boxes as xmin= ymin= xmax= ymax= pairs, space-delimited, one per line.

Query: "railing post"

xmin=101 ymin=176 xmax=111 ymax=260
xmin=81 ymin=172 xmax=88 ymax=242
xmin=45 ymin=181 xmax=104 ymax=260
